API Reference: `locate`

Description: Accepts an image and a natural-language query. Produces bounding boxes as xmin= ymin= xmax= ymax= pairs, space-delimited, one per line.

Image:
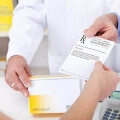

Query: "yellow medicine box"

xmin=29 ymin=75 xmax=80 ymax=114
xmin=0 ymin=0 xmax=13 ymax=32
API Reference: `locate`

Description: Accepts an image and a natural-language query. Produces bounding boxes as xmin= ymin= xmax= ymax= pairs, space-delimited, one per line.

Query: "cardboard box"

xmin=0 ymin=0 xmax=13 ymax=32
xmin=29 ymin=76 xmax=80 ymax=114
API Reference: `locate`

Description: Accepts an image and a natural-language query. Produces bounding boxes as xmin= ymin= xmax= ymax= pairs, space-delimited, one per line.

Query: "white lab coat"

xmin=7 ymin=0 xmax=120 ymax=74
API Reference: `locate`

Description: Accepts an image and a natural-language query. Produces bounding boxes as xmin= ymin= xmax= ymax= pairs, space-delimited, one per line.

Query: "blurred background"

xmin=0 ymin=0 xmax=49 ymax=77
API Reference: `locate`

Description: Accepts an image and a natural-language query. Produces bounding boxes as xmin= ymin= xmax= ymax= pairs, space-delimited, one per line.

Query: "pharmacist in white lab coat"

xmin=6 ymin=0 xmax=120 ymax=97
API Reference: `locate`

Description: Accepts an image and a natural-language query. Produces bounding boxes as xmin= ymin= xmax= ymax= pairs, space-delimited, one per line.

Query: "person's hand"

xmin=86 ymin=61 xmax=119 ymax=101
xmin=84 ymin=14 xmax=118 ymax=42
xmin=5 ymin=55 xmax=32 ymax=97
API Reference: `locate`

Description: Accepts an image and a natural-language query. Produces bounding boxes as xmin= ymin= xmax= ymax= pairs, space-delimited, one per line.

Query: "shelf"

xmin=0 ymin=32 xmax=47 ymax=38
xmin=0 ymin=32 xmax=8 ymax=37
xmin=0 ymin=58 xmax=6 ymax=61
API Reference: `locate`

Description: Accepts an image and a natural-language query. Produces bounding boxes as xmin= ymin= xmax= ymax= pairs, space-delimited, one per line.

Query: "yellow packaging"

xmin=0 ymin=0 xmax=13 ymax=32
xmin=29 ymin=75 xmax=80 ymax=114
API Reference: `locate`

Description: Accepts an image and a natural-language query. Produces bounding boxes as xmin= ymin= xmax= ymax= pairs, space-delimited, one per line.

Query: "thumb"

xmin=84 ymin=20 xmax=104 ymax=37
xmin=103 ymin=65 xmax=112 ymax=71
xmin=94 ymin=61 xmax=103 ymax=71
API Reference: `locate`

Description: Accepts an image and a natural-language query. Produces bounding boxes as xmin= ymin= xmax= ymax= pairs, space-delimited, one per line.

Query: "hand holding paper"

xmin=59 ymin=35 xmax=115 ymax=79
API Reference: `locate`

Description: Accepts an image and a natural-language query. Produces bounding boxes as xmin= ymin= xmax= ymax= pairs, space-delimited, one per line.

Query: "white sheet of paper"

xmin=59 ymin=35 xmax=115 ymax=79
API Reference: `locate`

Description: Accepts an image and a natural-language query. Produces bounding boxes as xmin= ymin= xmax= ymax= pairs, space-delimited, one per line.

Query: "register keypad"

xmin=102 ymin=108 xmax=120 ymax=120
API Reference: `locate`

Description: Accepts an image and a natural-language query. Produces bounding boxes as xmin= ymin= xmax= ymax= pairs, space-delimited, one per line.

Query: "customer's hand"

xmin=5 ymin=55 xmax=32 ymax=97
xmin=86 ymin=61 xmax=120 ymax=101
xmin=84 ymin=14 xmax=118 ymax=42
xmin=60 ymin=62 xmax=119 ymax=120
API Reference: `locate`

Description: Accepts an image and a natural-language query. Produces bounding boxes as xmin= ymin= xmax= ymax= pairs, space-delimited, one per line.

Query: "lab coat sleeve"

xmin=7 ymin=0 xmax=46 ymax=64
xmin=106 ymin=0 xmax=120 ymax=37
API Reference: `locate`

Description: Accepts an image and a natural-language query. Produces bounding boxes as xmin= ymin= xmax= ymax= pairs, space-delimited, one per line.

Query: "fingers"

xmin=16 ymin=68 xmax=32 ymax=88
xmin=13 ymin=73 xmax=29 ymax=97
xmin=94 ymin=61 xmax=103 ymax=71
xmin=5 ymin=55 xmax=32 ymax=97
xmin=100 ymin=29 xmax=118 ymax=42
xmin=25 ymin=65 xmax=32 ymax=77
xmin=84 ymin=20 xmax=104 ymax=37
xmin=84 ymin=14 xmax=118 ymax=42
xmin=5 ymin=72 xmax=29 ymax=97
xmin=103 ymin=65 xmax=119 ymax=83
xmin=103 ymin=65 xmax=112 ymax=71
xmin=5 ymin=67 xmax=31 ymax=97
xmin=5 ymin=72 xmax=19 ymax=91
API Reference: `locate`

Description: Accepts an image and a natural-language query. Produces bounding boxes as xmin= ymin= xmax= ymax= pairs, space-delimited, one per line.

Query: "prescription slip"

xmin=59 ymin=35 xmax=115 ymax=79
xmin=29 ymin=76 xmax=80 ymax=114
